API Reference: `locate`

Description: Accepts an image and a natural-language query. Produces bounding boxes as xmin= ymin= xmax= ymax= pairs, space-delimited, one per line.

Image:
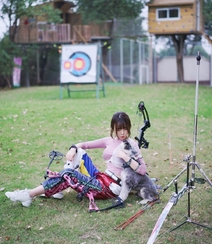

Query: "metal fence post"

xmin=120 ymin=38 xmax=123 ymax=83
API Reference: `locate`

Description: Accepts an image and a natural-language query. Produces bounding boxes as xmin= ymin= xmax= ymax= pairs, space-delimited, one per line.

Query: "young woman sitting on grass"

xmin=5 ymin=112 xmax=147 ymax=208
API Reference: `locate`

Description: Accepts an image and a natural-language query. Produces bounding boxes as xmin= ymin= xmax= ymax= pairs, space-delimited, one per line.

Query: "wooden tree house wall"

xmin=147 ymin=0 xmax=203 ymax=35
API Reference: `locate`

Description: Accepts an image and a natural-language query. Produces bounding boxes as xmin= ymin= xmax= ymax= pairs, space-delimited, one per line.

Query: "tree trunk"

xmin=171 ymin=34 xmax=187 ymax=83
xmin=9 ymin=18 xmax=19 ymax=42
xmin=24 ymin=47 xmax=30 ymax=87
xmin=5 ymin=76 xmax=12 ymax=88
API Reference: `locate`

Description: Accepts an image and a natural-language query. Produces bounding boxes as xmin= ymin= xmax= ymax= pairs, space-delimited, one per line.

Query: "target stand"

xmin=59 ymin=43 xmax=105 ymax=99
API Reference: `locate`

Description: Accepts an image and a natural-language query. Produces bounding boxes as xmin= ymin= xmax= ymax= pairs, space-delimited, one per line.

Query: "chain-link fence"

xmin=105 ymin=38 xmax=151 ymax=84
xmin=104 ymin=37 xmax=212 ymax=86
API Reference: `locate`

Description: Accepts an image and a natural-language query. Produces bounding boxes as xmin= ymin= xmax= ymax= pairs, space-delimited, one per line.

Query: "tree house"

xmin=147 ymin=0 xmax=203 ymax=35
xmin=12 ymin=0 xmax=112 ymax=44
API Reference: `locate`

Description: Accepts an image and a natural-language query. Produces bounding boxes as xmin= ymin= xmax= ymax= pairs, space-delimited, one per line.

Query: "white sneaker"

xmin=52 ymin=192 xmax=64 ymax=199
xmin=39 ymin=192 xmax=64 ymax=199
xmin=5 ymin=189 xmax=32 ymax=207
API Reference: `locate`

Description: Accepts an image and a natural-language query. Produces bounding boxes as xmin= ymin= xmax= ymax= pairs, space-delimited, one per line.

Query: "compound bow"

xmin=135 ymin=101 xmax=151 ymax=149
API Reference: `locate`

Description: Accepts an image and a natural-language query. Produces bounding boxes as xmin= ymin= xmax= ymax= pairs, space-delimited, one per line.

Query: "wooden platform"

xmin=11 ymin=22 xmax=112 ymax=44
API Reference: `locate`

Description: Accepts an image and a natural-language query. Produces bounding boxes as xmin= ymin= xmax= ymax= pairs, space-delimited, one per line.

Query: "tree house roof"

xmin=52 ymin=0 xmax=76 ymax=13
xmin=147 ymin=0 xmax=195 ymax=7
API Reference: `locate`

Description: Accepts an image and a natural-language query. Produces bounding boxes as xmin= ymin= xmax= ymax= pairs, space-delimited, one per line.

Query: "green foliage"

xmin=186 ymin=44 xmax=209 ymax=58
xmin=112 ymin=17 xmax=145 ymax=38
xmin=0 ymin=0 xmax=62 ymax=40
xmin=203 ymin=0 xmax=212 ymax=36
xmin=0 ymin=36 xmax=23 ymax=87
xmin=77 ymin=0 xmax=145 ymax=23
xmin=0 ymin=34 xmax=47 ymax=88
xmin=157 ymin=45 xmax=176 ymax=59
xmin=156 ymin=34 xmax=209 ymax=59
xmin=27 ymin=4 xmax=62 ymax=24
xmin=1 ymin=0 xmax=38 ymax=25
xmin=157 ymin=42 xmax=209 ymax=59
xmin=0 ymin=1 xmax=62 ymax=86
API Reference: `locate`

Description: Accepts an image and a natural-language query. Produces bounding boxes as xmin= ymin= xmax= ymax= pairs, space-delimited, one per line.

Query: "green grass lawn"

xmin=0 ymin=83 xmax=212 ymax=244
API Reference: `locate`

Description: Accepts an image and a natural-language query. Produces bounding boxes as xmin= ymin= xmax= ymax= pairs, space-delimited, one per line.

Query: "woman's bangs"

xmin=116 ymin=121 xmax=127 ymax=130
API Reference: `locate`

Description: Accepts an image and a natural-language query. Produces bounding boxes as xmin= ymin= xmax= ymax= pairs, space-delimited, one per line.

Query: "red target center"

xmin=64 ymin=61 xmax=71 ymax=70
xmin=74 ymin=58 xmax=85 ymax=70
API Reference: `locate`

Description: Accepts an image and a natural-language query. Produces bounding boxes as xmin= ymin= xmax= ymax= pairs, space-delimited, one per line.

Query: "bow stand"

xmin=147 ymin=52 xmax=212 ymax=244
xmin=169 ymin=51 xmax=212 ymax=232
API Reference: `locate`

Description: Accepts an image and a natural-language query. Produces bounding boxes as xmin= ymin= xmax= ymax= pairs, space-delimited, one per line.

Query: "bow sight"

xmin=135 ymin=101 xmax=151 ymax=149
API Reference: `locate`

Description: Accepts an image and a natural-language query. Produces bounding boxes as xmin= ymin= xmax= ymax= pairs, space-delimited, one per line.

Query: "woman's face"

xmin=115 ymin=126 xmax=129 ymax=141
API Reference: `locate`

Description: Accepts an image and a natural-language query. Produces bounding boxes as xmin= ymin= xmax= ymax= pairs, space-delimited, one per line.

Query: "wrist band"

xmin=134 ymin=162 xmax=140 ymax=172
xmin=69 ymin=145 xmax=78 ymax=153
xmin=126 ymin=158 xmax=132 ymax=166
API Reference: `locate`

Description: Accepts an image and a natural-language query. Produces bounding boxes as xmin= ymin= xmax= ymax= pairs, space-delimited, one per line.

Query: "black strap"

xmin=91 ymin=196 xmax=125 ymax=212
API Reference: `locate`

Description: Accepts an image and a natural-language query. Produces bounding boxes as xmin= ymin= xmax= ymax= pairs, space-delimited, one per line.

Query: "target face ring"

xmin=63 ymin=52 xmax=91 ymax=77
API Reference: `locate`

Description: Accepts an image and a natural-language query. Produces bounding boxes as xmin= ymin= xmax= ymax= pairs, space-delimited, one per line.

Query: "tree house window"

xmin=156 ymin=8 xmax=180 ymax=21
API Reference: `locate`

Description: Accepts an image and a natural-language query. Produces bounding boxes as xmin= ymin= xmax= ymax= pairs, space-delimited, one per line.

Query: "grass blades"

xmin=0 ymin=83 xmax=212 ymax=244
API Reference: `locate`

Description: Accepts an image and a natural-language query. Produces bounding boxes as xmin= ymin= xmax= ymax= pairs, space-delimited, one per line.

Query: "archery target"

xmin=60 ymin=45 xmax=98 ymax=83
xmin=63 ymin=52 xmax=91 ymax=77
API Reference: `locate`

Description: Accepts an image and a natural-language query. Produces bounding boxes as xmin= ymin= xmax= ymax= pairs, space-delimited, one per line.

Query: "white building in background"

xmin=157 ymin=56 xmax=210 ymax=83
